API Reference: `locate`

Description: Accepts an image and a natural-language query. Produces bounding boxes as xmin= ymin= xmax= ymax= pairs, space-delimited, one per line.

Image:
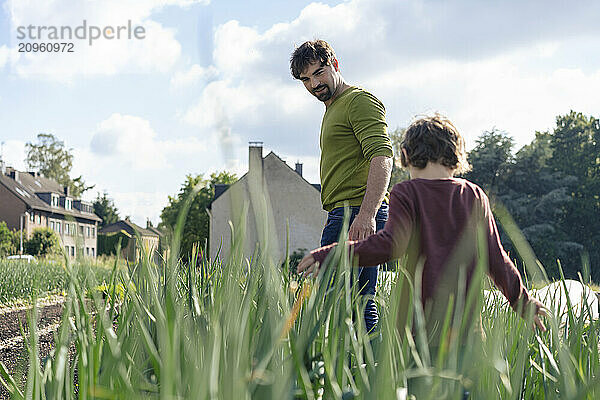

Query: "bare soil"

xmin=0 ymin=298 xmax=68 ymax=399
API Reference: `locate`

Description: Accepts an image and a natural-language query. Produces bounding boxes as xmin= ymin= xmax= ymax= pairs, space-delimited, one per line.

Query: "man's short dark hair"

xmin=401 ymin=114 xmax=471 ymax=174
xmin=290 ymin=39 xmax=336 ymax=79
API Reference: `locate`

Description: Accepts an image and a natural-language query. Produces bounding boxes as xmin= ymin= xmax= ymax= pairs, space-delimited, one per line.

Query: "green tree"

xmin=547 ymin=111 xmax=600 ymax=281
xmin=508 ymin=131 xmax=581 ymax=278
xmin=93 ymin=192 xmax=120 ymax=228
xmin=389 ymin=127 xmax=410 ymax=188
xmin=464 ymin=129 xmax=514 ymax=194
xmin=0 ymin=221 xmax=18 ymax=256
xmin=24 ymin=228 xmax=61 ymax=256
xmin=25 ymin=133 xmax=94 ymax=197
xmin=463 ymin=128 xmax=581 ymax=279
xmin=159 ymin=171 xmax=237 ymax=259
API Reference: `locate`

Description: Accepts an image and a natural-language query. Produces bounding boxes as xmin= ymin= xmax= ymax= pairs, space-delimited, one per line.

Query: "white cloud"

xmin=75 ymin=113 xmax=236 ymax=225
xmin=0 ymin=44 xmax=21 ymax=70
xmin=213 ymin=20 xmax=262 ymax=77
xmin=1 ymin=139 xmax=27 ymax=171
xmin=109 ymin=190 xmax=170 ymax=227
xmin=0 ymin=45 xmax=9 ymax=69
xmin=90 ymin=113 xmax=212 ymax=171
xmin=170 ymin=64 xmax=218 ymax=89
xmin=91 ymin=114 xmax=169 ymax=170
xmin=5 ymin=0 xmax=210 ymax=81
xmin=364 ymin=52 xmax=600 ymax=149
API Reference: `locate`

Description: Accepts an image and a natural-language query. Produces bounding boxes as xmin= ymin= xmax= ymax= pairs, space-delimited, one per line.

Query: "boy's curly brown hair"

xmin=290 ymin=39 xmax=336 ymax=79
xmin=400 ymin=114 xmax=471 ymax=174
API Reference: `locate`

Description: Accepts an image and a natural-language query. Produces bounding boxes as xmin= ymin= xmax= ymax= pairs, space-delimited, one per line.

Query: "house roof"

xmin=210 ymin=150 xmax=321 ymax=206
xmin=0 ymin=169 xmax=102 ymax=222
xmin=146 ymin=225 xmax=164 ymax=237
xmin=213 ymin=184 xmax=230 ymax=203
xmin=267 ymin=151 xmax=322 ymax=191
xmin=99 ymin=219 xmax=159 ymax=238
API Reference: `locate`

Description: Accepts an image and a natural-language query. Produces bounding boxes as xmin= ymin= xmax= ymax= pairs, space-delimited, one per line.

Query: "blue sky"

xmin=1 ymin=0 xmax=599 ymax=226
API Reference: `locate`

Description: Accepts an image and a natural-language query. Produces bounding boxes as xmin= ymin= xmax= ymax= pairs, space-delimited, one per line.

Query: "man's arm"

xmin=348 ymin=155 xmax=393 ymax=240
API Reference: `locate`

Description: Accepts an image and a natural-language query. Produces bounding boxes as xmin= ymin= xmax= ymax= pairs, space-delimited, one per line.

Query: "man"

xmin=290 ymin=40 xmax=393 ymax=332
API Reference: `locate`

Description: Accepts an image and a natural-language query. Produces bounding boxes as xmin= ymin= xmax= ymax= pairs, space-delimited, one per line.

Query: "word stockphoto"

xmin=16 ymin=20 xmax=146 ymax=53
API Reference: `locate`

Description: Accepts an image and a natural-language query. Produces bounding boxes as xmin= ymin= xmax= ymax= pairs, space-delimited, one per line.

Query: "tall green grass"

xmin=0 ymin=199 xmax=598 ymax=399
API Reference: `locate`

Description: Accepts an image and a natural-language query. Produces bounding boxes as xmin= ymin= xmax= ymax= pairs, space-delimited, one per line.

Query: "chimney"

xmin=295 ymin=162 xmax=303 ymax=177
xmin=0 ymin=160 xmax=5 ymax=176
xmin=248 ymin=141 xmax=264 ymax=175
xmin=9 ymin=170 xmax=19 ymax=183
xmin=64 ymin=185 xmax=70 ymax=196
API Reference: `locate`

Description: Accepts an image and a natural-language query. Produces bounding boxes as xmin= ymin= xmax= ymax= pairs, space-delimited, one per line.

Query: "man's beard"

xmin=313 ymin=84 xmax=332 ymax=102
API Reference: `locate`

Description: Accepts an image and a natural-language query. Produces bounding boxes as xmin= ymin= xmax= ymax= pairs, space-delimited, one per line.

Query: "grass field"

xmin=0 ymin=208 xmax=598 ymax=399
xmin=0 ymin=257 xmax=115 ymax=306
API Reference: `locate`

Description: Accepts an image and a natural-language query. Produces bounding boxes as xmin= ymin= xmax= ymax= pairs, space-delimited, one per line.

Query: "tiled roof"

xmin=99 ymin=220 xmax=159 ymax=238
xmin=0 ymin=170 xmax=102 ymax=222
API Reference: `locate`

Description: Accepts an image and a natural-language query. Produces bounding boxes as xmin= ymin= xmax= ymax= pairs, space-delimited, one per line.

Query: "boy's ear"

xmin=401 ymin=148 xmax=410 ymax=167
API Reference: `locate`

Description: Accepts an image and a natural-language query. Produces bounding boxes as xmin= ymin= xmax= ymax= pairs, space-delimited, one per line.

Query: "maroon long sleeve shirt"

xmin=312 ymin=178 xmax=536 ymax=314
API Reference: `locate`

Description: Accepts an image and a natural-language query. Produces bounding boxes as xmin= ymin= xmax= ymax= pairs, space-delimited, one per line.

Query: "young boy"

xmin=297 ymin=115 xmax=546 ymax=337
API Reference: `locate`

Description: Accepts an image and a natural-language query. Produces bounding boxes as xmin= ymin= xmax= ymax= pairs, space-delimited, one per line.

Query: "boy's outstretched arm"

xmin=481 ymin=192 xmax=547 ymax=331
xmin=297 ymin=185 xmax=414 ymax=275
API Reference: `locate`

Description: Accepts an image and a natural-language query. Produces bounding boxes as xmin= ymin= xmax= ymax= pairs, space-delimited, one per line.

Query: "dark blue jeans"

xmin=320 ymin=203 xmax=388 ymax=332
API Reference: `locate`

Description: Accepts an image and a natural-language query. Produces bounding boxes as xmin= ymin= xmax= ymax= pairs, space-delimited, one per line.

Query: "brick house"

xmin=0 ymin=165 xmax=101 ymax=257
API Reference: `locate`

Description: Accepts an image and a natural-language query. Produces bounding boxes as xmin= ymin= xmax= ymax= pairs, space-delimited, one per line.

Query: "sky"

xmin=1 ymin=0 xmax=599 ymax=226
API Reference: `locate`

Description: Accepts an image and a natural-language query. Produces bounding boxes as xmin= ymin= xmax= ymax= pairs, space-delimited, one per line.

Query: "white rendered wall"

xmin=209 ymin=152 xmax=326 ymax=264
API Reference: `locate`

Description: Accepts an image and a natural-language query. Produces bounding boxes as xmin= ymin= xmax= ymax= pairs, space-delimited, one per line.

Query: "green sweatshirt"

xmin=320 ymin=87 xmax=393 ymax=211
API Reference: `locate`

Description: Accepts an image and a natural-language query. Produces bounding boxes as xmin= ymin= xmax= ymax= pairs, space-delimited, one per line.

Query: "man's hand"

xmin=348 ymin=212 xmax=376 ymax=240
xmin=348 ymin=156 xmax=391 ymax=240
xmin=297 ymin=254 xmax=320 ymax=276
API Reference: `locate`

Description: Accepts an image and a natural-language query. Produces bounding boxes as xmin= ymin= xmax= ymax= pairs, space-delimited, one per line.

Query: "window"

xmin=86 ymin=247 xmax=89 ymax=256
xmin=91 ymin=248 xmax=95 ymax=257
xmin=79 ymin=225 xmax=84 ymax=236
xmin=50 ymin=221 xmax=55 ymax=230
xmin=92 ymin=227 xmax=95 ymax=237
xmin=56 ymin=222 xmax=61 ymax=234
xmin=87 ymin=226 xmax=90 ymax=237
xmin=29 ymin=213 xmax=34 ymax=222
xmin=51 ymin=195 xmax=59 ymax=207
xmin=65 ymin=198 xmax=72 ymax=210
xmin=71 ymin=246 xmax=75 ymax=256
xmin=37 ymin=214 xmax=41 ymax=224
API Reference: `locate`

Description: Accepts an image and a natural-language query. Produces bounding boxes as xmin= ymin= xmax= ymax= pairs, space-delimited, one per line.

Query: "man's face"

xmin=298 ymin=60 xmax=337 ymax=102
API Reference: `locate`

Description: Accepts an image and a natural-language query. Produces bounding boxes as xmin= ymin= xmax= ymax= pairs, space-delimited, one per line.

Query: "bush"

xmin=25 ymin=228 xmax=61 ymax=256
xmin=97 ymin=231 xmax=130 ymax=256
xmin=0 ymin=221 xmax=18 ymax=256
